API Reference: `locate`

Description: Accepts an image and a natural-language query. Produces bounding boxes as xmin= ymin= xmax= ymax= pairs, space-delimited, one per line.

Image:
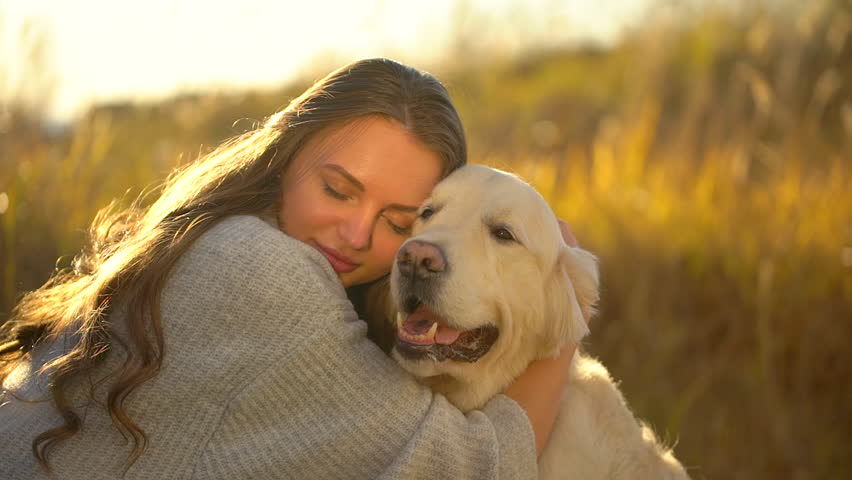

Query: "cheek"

xmin=369 ymin=233 xmax=406 ymax=271
xmin=279 ymin=182 xmax=330 ymax=238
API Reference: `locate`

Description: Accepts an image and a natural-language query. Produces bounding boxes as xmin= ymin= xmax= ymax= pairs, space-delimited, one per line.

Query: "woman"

xmin=0 ymin=58 xmax=578 ymax=479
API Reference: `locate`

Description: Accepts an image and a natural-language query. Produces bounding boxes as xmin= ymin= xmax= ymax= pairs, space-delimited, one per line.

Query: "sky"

xmin=1 ymin=0 xmax=652 ymax=122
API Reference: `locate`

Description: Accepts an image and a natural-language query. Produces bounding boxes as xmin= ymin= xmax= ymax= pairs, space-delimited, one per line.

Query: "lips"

xmin=314 ymin=243 xmax=359 ymax=273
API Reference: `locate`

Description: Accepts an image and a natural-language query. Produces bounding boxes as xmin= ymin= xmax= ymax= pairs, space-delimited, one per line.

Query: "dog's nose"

xmin=397 ymin=240 xmax=447 ymax=278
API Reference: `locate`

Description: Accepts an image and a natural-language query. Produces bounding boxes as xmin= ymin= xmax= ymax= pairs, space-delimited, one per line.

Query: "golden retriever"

xmin=381 ymin=165 xmax=690 ymax=479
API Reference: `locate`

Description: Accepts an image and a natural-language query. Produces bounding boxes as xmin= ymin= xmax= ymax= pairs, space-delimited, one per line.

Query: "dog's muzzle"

xmin=396 ymin=240 xmax=447 ymax=280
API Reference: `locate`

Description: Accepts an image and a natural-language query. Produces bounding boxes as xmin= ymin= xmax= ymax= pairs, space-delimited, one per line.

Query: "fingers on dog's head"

xmin=558 ymin=219 xmax=579 ymax=248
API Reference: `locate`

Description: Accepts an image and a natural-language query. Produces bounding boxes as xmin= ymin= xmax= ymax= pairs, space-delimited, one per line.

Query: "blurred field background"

xmin=1 ymin=0 xmax=851 ymax=478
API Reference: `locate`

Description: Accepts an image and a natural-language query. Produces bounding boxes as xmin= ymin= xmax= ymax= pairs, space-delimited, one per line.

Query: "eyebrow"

xmin=321 ymin=164 xmax=420 ymax=212
xmin=322 ymin=164 xmax=365 ymax=192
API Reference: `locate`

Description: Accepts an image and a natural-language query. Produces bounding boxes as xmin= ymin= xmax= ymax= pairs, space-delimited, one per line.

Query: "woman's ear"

xmin=541 ymin=246 xmax=599 ymax=356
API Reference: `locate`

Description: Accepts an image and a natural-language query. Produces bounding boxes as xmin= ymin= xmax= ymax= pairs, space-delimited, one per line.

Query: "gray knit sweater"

xmin=0 ymin=215 xmax=537 ymax=479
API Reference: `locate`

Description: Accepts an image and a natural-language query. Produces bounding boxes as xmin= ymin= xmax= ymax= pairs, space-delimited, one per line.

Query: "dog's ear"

xmin=562 ymin=246 xmax=600 ymax=325
xmin=362 ymin=277 xmax=398 ymax=354
xmin=541 ymin=245 xmax=599 ymax=356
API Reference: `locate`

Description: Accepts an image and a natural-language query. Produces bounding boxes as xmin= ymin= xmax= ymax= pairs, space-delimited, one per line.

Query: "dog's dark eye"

xmin=419 ymin=207 xmax=435 ymax=220
xmin=491 ymin=227 xmax=515 ymax=243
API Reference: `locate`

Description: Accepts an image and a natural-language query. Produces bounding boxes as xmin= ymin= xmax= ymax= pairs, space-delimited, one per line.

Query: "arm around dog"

xmin=192 ymin=291 xmax=540 ymax=479
xmin=505 ymin=344 xmax=576 ymax=456
xmin=189 ymin=216 xmax=539 ymax=479
xmin=503 ymin=218 xmax=582 ymax=456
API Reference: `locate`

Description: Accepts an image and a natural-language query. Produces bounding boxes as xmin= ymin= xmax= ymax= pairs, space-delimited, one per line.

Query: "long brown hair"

xmin=0 ymin=58 xmax=466 ymax=471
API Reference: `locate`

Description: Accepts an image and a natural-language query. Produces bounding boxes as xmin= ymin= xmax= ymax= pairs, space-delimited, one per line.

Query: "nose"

xmin=340 ymin=209 xmax=374 ymax=251
xmin=397 ymin=240 xmax=447 ymax=278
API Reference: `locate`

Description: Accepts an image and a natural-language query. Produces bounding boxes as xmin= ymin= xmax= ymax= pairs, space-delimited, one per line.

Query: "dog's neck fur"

xmin=417 ymin=349 xmax=538 ymax=412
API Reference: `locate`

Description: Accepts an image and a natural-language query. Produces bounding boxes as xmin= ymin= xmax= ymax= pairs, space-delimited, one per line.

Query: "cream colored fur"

xmin=388 ymin=165 xmax=690 ymax=479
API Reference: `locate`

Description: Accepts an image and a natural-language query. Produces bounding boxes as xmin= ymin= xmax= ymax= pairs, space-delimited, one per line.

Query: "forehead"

xmin=298 ymin=116 xmax=444 ymax=203
xmin=432 ymin=166 xmax=560 ymax=238
xmin=435 ymin=167 xmax=546 ymax=212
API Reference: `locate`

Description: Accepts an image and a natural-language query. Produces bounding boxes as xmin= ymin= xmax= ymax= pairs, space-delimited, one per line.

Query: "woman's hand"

xmin=558 ymin=219 xmax=578 ymax=248
xmin=504 ymin=344 xmax=575 ymax=456
xmin=503 ymin=218 xmax=582 ymax=456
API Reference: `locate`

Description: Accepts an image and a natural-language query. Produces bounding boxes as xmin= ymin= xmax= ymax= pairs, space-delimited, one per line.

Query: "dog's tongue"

xmin=435 ymin=325 xmax=462 ymax=345
xmin=403 ymin=306 xmax=462 ymax=345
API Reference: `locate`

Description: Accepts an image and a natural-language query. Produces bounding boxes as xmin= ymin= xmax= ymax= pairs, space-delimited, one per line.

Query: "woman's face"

xmin=278 ymin=116 xmax=444 ymax=288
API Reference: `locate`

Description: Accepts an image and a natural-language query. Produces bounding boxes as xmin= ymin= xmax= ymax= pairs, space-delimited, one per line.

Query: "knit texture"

xmin=0 ymin=215 xmax=537 ymax=479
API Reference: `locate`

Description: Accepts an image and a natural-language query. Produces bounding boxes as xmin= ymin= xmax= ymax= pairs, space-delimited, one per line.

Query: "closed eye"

xmin=385 ymin=217 xmax=412 ymax=236
xmin=323 ymin=182 xmax=350 ymax=201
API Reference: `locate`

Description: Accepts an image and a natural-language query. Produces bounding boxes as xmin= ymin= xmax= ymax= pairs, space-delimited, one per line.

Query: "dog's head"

xmin=389 ymin=165 xmax=599 ymax=388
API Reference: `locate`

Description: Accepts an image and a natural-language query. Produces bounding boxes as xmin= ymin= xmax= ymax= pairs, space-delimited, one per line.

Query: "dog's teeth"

xmin=427 ymin=322 xmax=438 ymax=341
xmin=396 ymin=314 xmax=404 ymax=331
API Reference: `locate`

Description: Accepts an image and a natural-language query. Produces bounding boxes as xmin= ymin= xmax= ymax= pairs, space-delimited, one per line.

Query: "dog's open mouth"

xmin=394 ymin=303 xmax=498 ymax=363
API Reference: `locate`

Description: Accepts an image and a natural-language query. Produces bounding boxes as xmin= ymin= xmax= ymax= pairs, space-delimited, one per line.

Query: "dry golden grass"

xmin=1 ymin=1 xmax=850 ymax=478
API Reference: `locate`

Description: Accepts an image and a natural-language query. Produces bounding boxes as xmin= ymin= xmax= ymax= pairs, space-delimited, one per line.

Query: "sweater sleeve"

xmin=191 ymin=309 xmax=538 ymax=480
xmin=182 ymin=216 xmax=538 ymax=479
